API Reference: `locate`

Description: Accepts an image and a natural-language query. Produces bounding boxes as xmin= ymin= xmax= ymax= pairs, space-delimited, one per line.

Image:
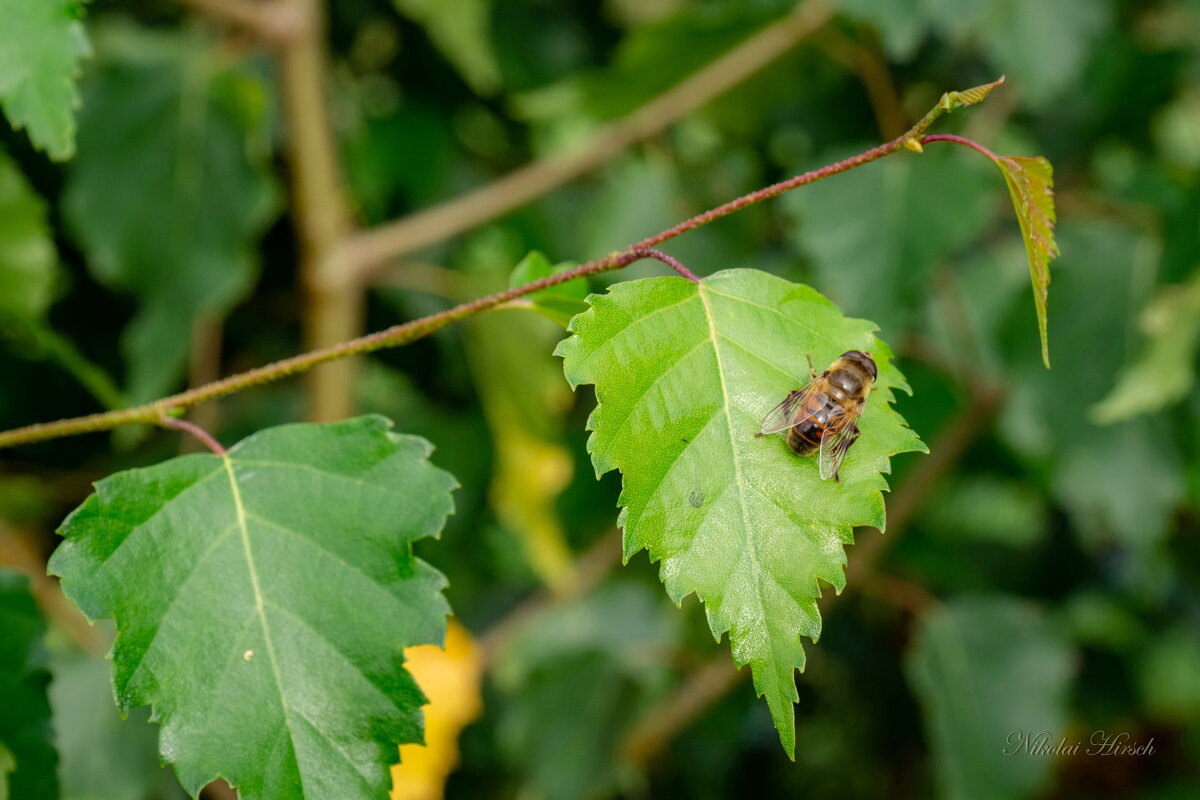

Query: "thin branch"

xmin=620 ymin=383 xmax=1004 ymax=765
xmin=0 ymin=79 xmax=1008 ymax=450
xmin=348 ymin=0 xmax=836 ymax=276
xmin=0 ymin=136 xmax=923 ymax=450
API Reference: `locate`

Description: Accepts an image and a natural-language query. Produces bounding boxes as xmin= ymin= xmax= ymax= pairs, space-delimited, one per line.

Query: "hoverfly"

xmin=755 ymin=350 xmax=877 ymax=482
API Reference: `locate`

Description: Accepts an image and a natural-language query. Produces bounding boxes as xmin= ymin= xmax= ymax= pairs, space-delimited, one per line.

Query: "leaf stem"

xmin=158 ymin=412 xmax=227 ymax=456
xmin=0 ymin=78 xmax=1006 ymax=450
xmin=920 ymin=133 xmax=1002 ymax=162
xmin=627 ymin=248 xmax=701 ymax=283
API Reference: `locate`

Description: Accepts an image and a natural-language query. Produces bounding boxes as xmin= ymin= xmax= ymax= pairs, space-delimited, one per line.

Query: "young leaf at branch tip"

xmin=995 ymin=154 xmax=1058 ymax=368
xmin=940 ymin=74 xmax=1006 ymax=112
xmin=506 ymin=250 xmax=590 ymax=327
xmin=908 ymin=76 xmax=1006 ymax=141
xmin=49 ymin=416 xmax=458 ymax=800
xmin=555 ymin=269 xmax=925 ymax=757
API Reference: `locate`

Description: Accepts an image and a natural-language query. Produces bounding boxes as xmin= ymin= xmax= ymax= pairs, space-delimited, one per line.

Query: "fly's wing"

xmin=758 ymin=382 xmax=819 ymax=435
xmin=818 ymin=402 xmax=864 ymax=480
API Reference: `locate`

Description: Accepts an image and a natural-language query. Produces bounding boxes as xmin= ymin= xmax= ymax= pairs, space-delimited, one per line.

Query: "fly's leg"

xmin=806 ymin=353 xmax=817 ymax=380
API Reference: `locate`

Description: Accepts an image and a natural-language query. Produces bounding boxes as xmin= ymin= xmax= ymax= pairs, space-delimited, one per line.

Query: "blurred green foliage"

xmin=1 ymin=0 xmax=1199 ymax=798
xmin=0 ymin=570 xmax=58 ymax=799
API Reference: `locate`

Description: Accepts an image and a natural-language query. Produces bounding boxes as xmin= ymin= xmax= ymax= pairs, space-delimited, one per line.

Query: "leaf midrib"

xmin=696 ymin=284 xmax=772 ymax=660
xmin=222 ymin=453 xmax=302 ymax=794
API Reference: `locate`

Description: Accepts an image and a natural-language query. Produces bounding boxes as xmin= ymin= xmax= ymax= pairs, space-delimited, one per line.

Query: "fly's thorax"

xmin=839 ymin=350 xmax=878 ymax=382
xmin=828 ymin=367 xmax=866 ymax=399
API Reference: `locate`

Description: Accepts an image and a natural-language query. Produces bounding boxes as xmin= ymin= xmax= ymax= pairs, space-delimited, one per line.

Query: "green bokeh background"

xmin=2 ymin=0 xmax=1199 ymax=798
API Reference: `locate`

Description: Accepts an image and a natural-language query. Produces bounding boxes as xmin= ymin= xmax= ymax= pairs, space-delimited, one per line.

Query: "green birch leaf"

xmin=49 ymin=416 xmax=456 ymax=800
xmin=0 ymin=569 xmax=59 ymax=800
xmin=63 ymin=28 xmax=279 ymax=403
xmin=994 ymin=155 xmax=1058 ymax=368
xmin=555 ymin=269 xmax=925 ymax=756
xmin=0 ymin=0 xmax=89 ymax=160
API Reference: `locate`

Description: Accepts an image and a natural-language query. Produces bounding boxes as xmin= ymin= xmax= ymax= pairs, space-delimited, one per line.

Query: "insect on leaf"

xmin=994 ymin=154 xmax=1058 ymax=368
xmin=556 ymin=269 xmax=925 ymax=756
xmin=49 ymin=416 xmax=456 ymax=800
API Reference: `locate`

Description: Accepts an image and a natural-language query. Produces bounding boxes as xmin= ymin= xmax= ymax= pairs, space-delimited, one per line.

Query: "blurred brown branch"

xmin=816 ymin=26 xmax=907 ymax=140
xmin=620 ymin=380 xmax=1003 ymax=766
xmin=350 ymin=0 xmax=835 ymax=279
xmin=478 ymin=529 xmax=623 ymax=665
xmin=275 ymin=0 xmax=360 ymax=422
xmin=179 ymin=0 xmax=303 ymax=45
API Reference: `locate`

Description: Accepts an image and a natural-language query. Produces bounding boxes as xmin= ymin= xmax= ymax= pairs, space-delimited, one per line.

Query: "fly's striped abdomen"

xmin=784 ymin=391 xmax=834 ymax=455
xmin=786 ymin=421 xmax=823 ymax=454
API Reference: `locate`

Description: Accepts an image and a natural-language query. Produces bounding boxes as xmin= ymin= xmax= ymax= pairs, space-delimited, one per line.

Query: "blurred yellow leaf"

xmin=467 ymin=311 xmax=576 ymax=589
xmin=489 ymin=419 xmax=575 ymax=590
xmin=391 ymin=620 xmax=483 ymax=800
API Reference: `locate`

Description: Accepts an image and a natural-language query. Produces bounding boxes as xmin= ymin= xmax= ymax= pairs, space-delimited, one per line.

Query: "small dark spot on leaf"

xmin=688 ymin=489 xmax=704 ymax=508
xmin=681 ymin=437 xmax=689 ymax=443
